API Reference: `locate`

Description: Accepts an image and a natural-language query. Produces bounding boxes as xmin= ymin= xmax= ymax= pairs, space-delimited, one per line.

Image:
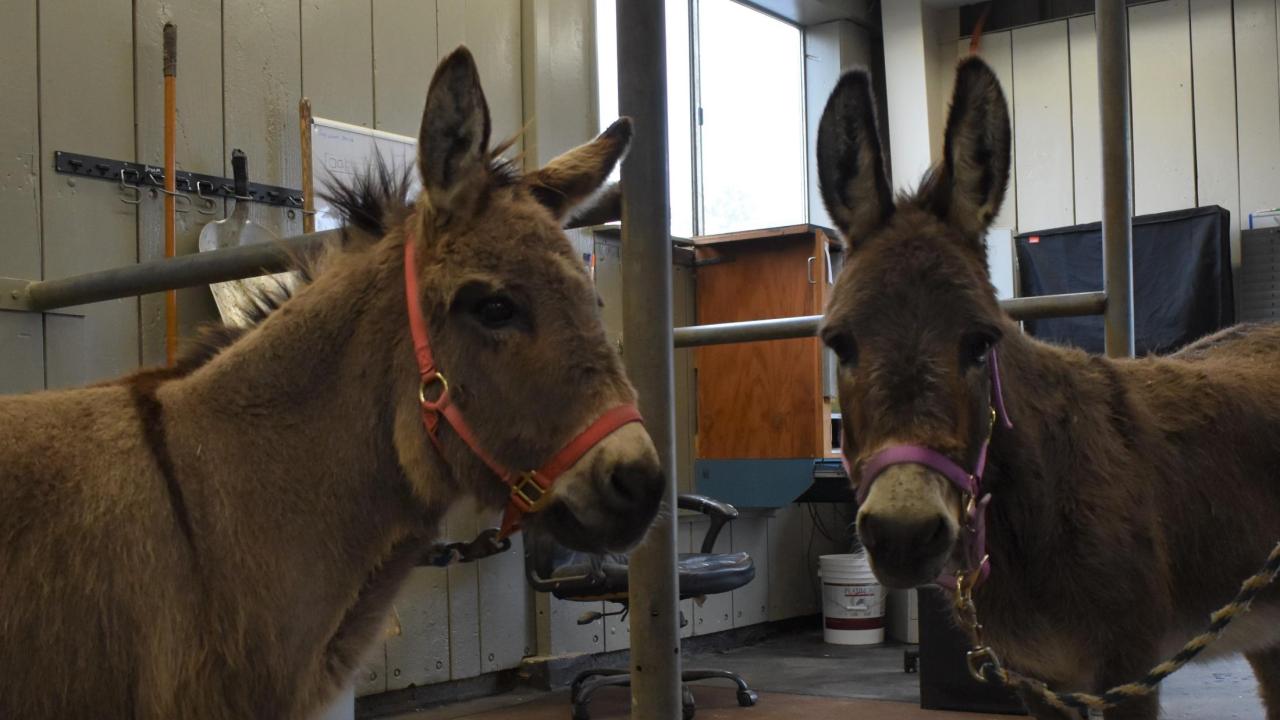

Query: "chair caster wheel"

xmin=737 ymin=689 xmax=759 ymax=707
xmin=904 ymin=648 xmax=920 ymax=674
xmin=682 ymin=684 xmax=696 ymax=719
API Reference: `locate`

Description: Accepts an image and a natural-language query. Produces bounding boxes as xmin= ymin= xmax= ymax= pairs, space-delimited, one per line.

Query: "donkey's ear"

xmin=528 ymin=118 xmax=632 ymax=221
xmin=563 ymin=183 xmax=622 ymax=229
xmin=419 ymin=46 xmax=492 ymax=220
xmin=927 ymin=57 xmax=1011 ymax=247
xmin=817 ymin=70 xmax=895 ymax=247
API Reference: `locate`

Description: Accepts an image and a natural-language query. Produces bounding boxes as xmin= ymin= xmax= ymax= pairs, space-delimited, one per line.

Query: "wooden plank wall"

xmin=1068 ymin=15 xmax=1102 ymax=225
xmin=0 ymin=0 xmax=44 ymax=393
xmin=1011 ymin=21 xmax=1074 ymax=232
xmin=1130 ymin=0 xmax=1195 ymax=216
xmin=1191 ymin=0 xmax=1241 ymax=262
xmin=39 ymin=1 xmax=136 ymax=386
xmin=1235 ymin=0 xmax=1280 ymax=240
xmin=960 ymin=0 xmax=1280 ymax=274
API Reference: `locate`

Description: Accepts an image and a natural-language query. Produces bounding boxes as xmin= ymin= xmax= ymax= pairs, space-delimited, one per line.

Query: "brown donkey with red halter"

xmin=818 ymin=57 xmax=1280 ymax=720
xmin=0 ymin=47 xmax=662 ymax=720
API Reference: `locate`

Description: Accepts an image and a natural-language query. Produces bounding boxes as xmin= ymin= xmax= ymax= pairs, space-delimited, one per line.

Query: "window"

xmin=696 ymin=0 xmax=806 ymax=234
xmin=595 ymin=0 xmax=806 ymax=238
xmin=595 ymin=0 xmax=694 ymax=238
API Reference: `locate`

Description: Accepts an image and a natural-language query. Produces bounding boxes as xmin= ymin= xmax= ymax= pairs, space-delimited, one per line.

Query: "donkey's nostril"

xmin=859 ymin=513 xmax=884 ymax=551
xmin=859 ymin=513 xmax=950 ymax=556
xmin=919 ymin=516 xmax=948 ymax=553
xmin=608 ymin=467 xmax=639 ymax=502
xmin=604 ymin=459 xmax=663 ymax=509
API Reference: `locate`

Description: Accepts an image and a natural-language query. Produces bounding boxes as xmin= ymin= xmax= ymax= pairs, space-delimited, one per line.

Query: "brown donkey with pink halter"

xmin=0 ymin=48 xmax=662 ymax=720
xmin=819 ymin=56 xmax=1280 ymax=720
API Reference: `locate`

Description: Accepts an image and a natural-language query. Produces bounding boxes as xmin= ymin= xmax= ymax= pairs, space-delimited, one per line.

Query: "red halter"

xmin=403 ymin=219 xmax=643 ymax=538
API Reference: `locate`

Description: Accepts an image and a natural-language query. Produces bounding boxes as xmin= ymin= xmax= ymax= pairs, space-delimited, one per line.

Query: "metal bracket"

xmin=0 ymin=277 xmax=34 ymax=313
xmin=54 ymin=151 xmax=306 ymax=210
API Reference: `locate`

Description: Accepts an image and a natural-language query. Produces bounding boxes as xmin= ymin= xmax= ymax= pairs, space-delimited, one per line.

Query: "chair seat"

xmin=548 ymin=551 xmax=754 ymax=601
xmin=677 ymin=552 xmax=754 ymax=597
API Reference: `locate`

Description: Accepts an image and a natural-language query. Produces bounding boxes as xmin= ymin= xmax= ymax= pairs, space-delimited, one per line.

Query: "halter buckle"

xmin=511 ymin=471 xmax=551 ymax=512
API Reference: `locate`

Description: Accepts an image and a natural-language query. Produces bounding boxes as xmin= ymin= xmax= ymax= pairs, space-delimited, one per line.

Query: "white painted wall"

xmin=882 ymin=1 xmax=942 ymax=190
xmin=805 ymin=20 xmax=873 ymax=229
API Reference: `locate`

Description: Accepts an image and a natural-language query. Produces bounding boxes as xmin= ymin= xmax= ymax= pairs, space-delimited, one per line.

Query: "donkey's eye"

xmin=960 ymin=332 xmax=995 ymax=368
xmin=473 ymin=296 xmax=516 ymax=328
xmin=824 ymin=331 xmax=859 ymax=367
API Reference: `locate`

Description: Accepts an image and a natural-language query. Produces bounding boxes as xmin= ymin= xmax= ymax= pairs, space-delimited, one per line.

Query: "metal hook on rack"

xmin=194 ymin=180 xmax=218 ymax=215
xmin=145 ymin=171 xmax=192 ymax=213
xmin=119 ymin=169 xmax=142 ymax=205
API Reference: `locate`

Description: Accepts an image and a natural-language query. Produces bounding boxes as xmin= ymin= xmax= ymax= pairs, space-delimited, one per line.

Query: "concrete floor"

xmin=386 ymin=629 xmax=1268 ymax=719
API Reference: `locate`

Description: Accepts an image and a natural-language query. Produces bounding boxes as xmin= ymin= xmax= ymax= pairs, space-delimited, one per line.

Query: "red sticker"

xmin=1028 ymin=235 xmax=1040 ymax=244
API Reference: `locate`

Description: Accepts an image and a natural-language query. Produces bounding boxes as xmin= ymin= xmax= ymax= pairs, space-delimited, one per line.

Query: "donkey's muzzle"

xmin=586 ymin=456 xmax=663 ymax=549
xmin=856 ymin=464 xmax=958 ymax=588
xmin=602 ymin=457 xmax=664 ymax=514
xmin=529 ymin=450 xmax=663 ymax=554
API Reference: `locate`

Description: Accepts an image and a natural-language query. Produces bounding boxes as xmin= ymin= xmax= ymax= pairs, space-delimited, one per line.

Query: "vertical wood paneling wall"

xmin=960 ymin=0 xmax=1280 ymax=271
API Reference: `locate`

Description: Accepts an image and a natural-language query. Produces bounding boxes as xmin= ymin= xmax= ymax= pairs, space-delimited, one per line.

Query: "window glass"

xmin=697 ymin=0 xmax=807 ymax=234
xmin=595 ymin=0 xmax=694 ymax=238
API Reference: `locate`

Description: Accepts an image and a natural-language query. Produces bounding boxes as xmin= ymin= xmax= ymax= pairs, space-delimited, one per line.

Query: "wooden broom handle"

xmin=163 ymin=22 xmax=178 ymax=366
xmin=300 ymin=98 xmax=315 ymax=234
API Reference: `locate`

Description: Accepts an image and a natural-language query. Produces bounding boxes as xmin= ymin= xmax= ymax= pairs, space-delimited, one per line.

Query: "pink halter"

xmin=403 ymin=218 xmax=644 ymax=538
xmin=847 ymin=348 xmax=1013 ymax=590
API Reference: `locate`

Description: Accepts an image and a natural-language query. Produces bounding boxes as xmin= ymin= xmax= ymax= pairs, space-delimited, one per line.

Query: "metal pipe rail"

xmin=8 ymin=229 xmax=341 ymax=312
xmin=1097 ymin=0 xmax=1135 ymax=359
xmin=673 ymin=291 xmax=1108 ymax=349
xmin=5 ymin=233 xmax=1109 ymax=347
xmin=616 ymin=2 xmax=682 ymax=718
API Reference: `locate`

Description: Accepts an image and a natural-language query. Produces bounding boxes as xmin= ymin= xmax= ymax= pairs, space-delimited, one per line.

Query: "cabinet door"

xmin=695 ymin=234 xmax=825 ymax=458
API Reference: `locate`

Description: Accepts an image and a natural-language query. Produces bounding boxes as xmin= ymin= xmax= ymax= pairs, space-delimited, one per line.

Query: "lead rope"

xmin=959 ymin=542 xmax=1280 ymax=717
xmin=420 ymin=527 xmax=512 ymax=567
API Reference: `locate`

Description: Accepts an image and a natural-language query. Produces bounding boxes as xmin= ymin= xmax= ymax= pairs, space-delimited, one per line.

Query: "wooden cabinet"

xmin=694 ymin=224 xmax=840 ymax=459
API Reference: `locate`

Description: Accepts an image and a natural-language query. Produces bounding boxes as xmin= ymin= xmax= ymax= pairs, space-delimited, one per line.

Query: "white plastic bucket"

xmin=819 ymin=553 xmax=885 ymax=645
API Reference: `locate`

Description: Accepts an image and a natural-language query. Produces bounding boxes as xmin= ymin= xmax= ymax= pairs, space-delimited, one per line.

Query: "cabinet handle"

xmin=807 ymin=256 xmax=816 ymax=285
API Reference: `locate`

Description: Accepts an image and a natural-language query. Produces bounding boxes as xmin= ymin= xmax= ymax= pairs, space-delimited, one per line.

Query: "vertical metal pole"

xmin=1097 ymin=0 xmax=1135 ymax=358
xmin=616 ymin=1 xmax=682 ymax=718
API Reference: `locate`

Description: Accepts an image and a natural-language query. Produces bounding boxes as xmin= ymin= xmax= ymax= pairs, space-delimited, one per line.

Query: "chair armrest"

xmin=678 ymin=494 xmax=739 ymax=554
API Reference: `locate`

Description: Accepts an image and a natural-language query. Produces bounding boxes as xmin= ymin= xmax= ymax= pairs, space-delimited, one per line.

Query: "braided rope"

xmin=971 ymin=542 xmax=1280 ymax=717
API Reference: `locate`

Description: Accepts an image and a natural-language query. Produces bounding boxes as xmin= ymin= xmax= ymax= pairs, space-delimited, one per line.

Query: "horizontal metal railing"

xmin=5 ymin=229 xmax=1109 ymax=349
xmin=11 ymin=229 xmax=341 ymax=312
xmin=672 ymin=291 xmax=1107 ymax=348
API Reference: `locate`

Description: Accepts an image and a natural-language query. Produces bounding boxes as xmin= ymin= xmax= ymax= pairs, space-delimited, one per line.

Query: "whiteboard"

xmin=310 ymin=117 xmax=418 ymax=231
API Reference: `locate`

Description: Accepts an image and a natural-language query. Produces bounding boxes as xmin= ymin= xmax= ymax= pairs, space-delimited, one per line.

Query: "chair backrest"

xmin=525 ymin=532 xmax=629 ymax=597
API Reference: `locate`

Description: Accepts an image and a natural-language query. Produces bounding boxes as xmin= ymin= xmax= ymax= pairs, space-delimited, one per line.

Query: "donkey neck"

xmin=981 ymin=325 xmax=1128 ymax=585
xmin=156 ymin=240 xmax=445 ymax=666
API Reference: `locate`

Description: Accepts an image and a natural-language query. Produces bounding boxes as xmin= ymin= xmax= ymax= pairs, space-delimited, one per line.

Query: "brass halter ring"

xmin=419 ymin=373 xmax=450 ymax=405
